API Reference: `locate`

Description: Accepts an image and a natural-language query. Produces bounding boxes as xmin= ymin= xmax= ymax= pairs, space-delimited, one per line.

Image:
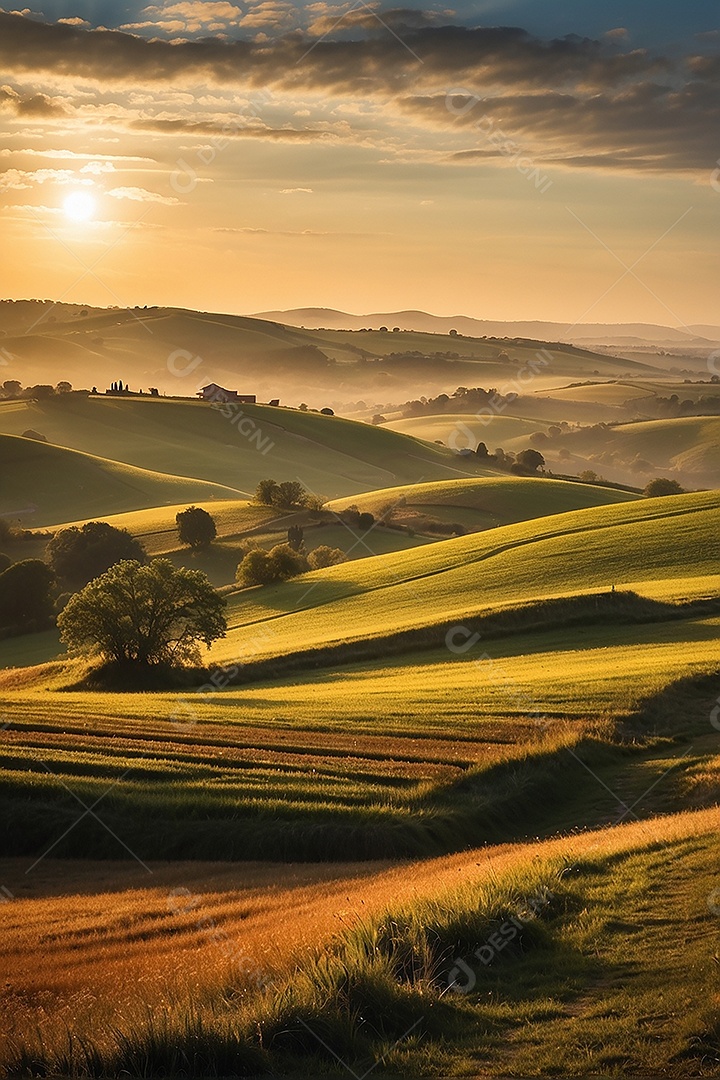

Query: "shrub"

xmin=307 ymin=546 xmax=346 ymax=569
xmin=644 ymin=478 xmax=685 ymax=497
xmin=236 ymin=543 xmax=309 ymax=586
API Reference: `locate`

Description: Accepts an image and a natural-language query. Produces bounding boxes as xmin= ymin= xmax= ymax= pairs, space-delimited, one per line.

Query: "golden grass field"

xmin=3 ymin=805 xmax=719 ymax=1076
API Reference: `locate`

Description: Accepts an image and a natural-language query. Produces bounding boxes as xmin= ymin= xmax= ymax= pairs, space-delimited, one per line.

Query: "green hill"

xmin=328 ymin=476 xmax=639 ymax=531
xmin=0 ymin=395 xmax=493 ymax=509
xmin=0 ymin=434 xmax=243 ymax=527
xmin=503 ymin=415 xmax=720 ymax=488
xmin=208 ymin=490 xmax=720 ymax=666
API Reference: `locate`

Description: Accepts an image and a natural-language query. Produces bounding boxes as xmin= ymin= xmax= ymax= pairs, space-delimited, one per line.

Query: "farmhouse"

xmin=198 ymin=384 xmax=257 ymax=404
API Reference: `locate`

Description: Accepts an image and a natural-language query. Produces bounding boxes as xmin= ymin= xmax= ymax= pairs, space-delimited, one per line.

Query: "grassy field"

xmin=1 ymin=604 xmax=718 ymax=865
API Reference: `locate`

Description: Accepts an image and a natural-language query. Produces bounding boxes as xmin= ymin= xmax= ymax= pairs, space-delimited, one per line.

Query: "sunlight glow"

xmin=63 ymin=191 xmax=96 ymax=223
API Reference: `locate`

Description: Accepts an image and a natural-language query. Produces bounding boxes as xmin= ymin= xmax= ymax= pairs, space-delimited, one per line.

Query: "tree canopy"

xmin=47 ymin=521 xmax=146 ymax=586
xmin=58 ymin=558 xmax=226 ymax=667
xmin=0 ymin=559 xmax=55 ymax=632
xmin=176 ymin=506 xmax=217 ymax=549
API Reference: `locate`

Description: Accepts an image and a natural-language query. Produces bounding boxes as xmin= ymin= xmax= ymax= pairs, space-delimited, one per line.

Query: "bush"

xmin=644 ymin=478 xmax=685 ymax=497
xmin=307 ymin=546 xmax=346 ymax=569
xmin=236 ymin=543 xmax=309 ymax=586
xmin=47 ymin=521 xmax=146 ymax=586
xmin=21 ymin=429 xmax=47 ymax=441
xmin=176 ymin=506 xmax=217 ymax=549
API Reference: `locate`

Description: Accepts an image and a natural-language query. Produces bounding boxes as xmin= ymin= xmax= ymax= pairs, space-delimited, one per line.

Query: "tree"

xmin=176 ymin=506 xmax=217 ymax=549
xmin=307 ymin=545 xmax=346 ymax=569
xmin=58 ymin=558 xmax=226 ymax=667
xmin=287 ymin=525 xmax=304 ymax=551
xmin=255 ymin=479 xmax=279 ymax=506
xmin=358 ymin=512 xmax=375 ymax=530
xmin=516 ymin=448 xmax=545 ymax=473
xmin=56 ymin=381 xmax=72 ymax=394
xmin=644 ymin=478 xmax=685 ymax=497
xmin=27 ymin=384 xmax=54 ymax=400
xmin=0 ymin=559 xmax=54 ymax=632
xmin=2 ymin=380 xmax=22 ymax=398
xmin=47 ymin=521 xmax=146 ymax=587
xmin=275 ymin=480 xmax=306 ymax=508
xmin=579 ymin=470 xmax=600 ymax=483
xmin=476 ymin=441 xmax=489 ymax=458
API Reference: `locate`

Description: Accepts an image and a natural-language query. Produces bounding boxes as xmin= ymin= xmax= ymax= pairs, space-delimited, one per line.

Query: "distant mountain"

xmin=253 ymin=308 xmax=720 ymax=346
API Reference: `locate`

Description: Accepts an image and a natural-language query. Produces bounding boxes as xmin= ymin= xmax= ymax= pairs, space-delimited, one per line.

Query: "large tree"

xmin=58 ymin=558 xmax=226 ymax=666
xmin=47 ymin=521 xmax=146 ymax=586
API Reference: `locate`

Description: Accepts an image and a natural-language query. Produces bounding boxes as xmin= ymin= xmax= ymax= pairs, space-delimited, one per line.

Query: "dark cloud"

xmin=0 ymin=82 xmax=70 ymax=117
xmin=130 ymin=117 xmax=338 ymax=140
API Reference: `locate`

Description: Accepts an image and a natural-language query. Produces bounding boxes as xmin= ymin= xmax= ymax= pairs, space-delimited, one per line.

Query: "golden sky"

xmin=0 ymin=3 xmax=718 ymax=325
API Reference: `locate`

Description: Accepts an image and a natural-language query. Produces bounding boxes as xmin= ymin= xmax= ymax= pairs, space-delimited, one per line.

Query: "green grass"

xmin=383 ymin=413 xmax=549 ymax=448
xmin=1 ymin=609 xmax=718 ymax=862
xmin=0 ymin=433 xmax=242 ymax=527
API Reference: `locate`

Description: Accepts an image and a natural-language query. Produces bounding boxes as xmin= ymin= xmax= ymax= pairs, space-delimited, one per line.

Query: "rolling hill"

xmin=503 ymin=415 xmax=720 ymax=489
xmin=207 ymin=490 xmax=720 ymax=666
xmin=0 ymin=301 xmax=663 ymax=411
xmin=328 ymin=476 xmax=639 ymax=532
xmin=0 ymin=434 xmax=243 ymax=527
xmin=0 ymin=395 xmax=492 ymax=519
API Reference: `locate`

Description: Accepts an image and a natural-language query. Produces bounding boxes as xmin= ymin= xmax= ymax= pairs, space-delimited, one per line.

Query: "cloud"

xmin=0 ymin=83 xmax=70 ymax=118
xmin=57 ymin=16 xmax=91 ymax=28
xmin=0 ymin=166 xmax=91 ymax=189
xmin=279 ymin=186 xmax=313 ymax=193
xmin=107 ymin=185 xmax=180 ymax=203
xmin=129 ymin=116 xmax=337 ymax=140
xmin=0 ymin=13 xmax=717 ymax=176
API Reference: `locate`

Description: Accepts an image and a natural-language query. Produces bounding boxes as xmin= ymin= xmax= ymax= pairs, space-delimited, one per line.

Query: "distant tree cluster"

xmin=254 ymin=479 xmax=322 ymax=510
xmin=633 ymin=393 xmax=720 ymax=419
xmin=400 ymin=386 xmax=518 ymax=418
xmin=0 ymin=380 xmax=73 ymax=400
xmin=236 ymin=536 xmax=346 ymax=587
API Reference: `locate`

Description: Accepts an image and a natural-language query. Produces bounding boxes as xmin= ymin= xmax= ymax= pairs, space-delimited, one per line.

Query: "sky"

xmin=0 ymin=1 xmax=718 ymax=324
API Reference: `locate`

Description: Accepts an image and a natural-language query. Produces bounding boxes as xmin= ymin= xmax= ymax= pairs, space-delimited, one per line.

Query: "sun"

xmin=63 ymin=191 xmax=96 ymax=223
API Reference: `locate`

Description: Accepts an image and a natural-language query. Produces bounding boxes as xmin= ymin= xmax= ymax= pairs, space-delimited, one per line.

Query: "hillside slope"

xmin=0 ymin=434 xmax=243 ymax=526
xmin=208 ymin=490 xmax=720 ymax=664
xmin=0 ymin=395 xmax=489 ymax=507
xmin=328 ymin=476 xmax=639 ymax=532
